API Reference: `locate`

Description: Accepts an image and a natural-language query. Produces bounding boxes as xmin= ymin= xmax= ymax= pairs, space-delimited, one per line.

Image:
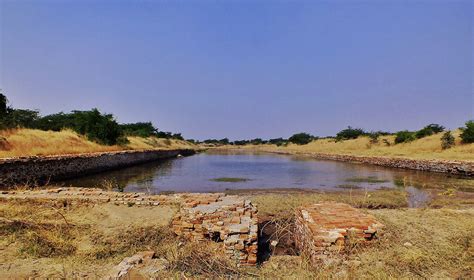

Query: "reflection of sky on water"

xmin=61 ymin=152 xmax=473 ymax=200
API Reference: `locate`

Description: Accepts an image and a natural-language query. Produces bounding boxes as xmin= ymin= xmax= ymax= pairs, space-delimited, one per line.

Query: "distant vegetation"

xmin=200 ymin=121 xmax=472 ymax=153
xmin=460 ymin=120 xmax=474 ymax=144
xmin=0 ymin=92 xmax=186 ymax=145
xmin=288 ymin=132 xmax=315 ymax=145
xmin=336 ymin=126 xmax=365 ymax=141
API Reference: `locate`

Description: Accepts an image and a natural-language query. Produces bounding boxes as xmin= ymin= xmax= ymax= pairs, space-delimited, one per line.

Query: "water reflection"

xmin=61 ymin=151 xmax=473 ymax=198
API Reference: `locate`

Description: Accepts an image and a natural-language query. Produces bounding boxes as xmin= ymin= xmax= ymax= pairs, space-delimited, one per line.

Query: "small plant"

xmin=368 ymin=132 xmax=379 ymax=144
xmin=441 ymin=131 xmax=455 ymax=150
xmin=460 ymin=120 xmax=474 ymax=143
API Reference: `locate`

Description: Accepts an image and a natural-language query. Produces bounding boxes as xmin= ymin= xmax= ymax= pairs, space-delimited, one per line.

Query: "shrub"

xmin=368 ymin=132 xmax=380 ymax=144
xmin=415 ymin=124 xmax=445 ymax=139
xmin=250 ymin=138 xmax=264 ymax=145
xmin=0 ymin=92 xmax=7 ymax=118
xmin=460 ymin=120 xmax=474 ymax=143
xmin=120 ymin=122 xmax=158 ymax=137
xmin=34 ymin=109 xmax=125 ymax=145
xmin=395 ymin=130 xmax=416 ymax=144
xmin=218 ymin=138 xmax=229 ymax=145
xmin=336 ymin=126 xmax=365 ymax=141
xmin=269 ymin=137 xmax=287 ymax=146
xmin=441 ymin=131 xmax=455 ymax=149
xmin=288 ymin=133 xmax=314 ymax=145
xmin=4 ymin=109 xmax=40 ymax=128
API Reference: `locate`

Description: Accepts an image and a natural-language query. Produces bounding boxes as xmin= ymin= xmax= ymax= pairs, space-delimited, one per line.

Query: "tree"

xmin=269 ymin=137 xmax=287 ymax=146
xmin=6 ymin=109 xmax=40 ymax=128
xmin=395 ymin=130 xmax=416 ymax=144
xmin=415 ymin=124 xmax=445 ymax=139
xmin=0 ymin=91 xmax=7 ymax=118
xmin=250 ymin=138 xmax=264 ymax=145
xmin=120 ymin=122 xmax=158 ymax=137
xmin=336 ymin=126 xmax=365 ymax=141
xmin=288 ymin=132 xmax=314 ymax=145
xmin=441 ymin=131 xmax=455 ymax=149
xmin=34 ymin=109 xmax=126 ymax=145
xmin=219 ymin=138 xmax=230 ymax=145
xmin=460 ymin=120 xmax=474 ymax=144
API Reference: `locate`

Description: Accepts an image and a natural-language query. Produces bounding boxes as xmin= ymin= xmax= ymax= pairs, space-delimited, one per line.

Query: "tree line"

xmin=201 ymin=122 xmax=474 ymax=149
xmin=0 ymin=92 xmax=185 ymax=145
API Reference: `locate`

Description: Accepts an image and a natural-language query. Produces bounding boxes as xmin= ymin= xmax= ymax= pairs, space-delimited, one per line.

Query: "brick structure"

xmin=295 ymin=202 xmax=383 ymax=264
xmin=172 ymin=194 xmax=258 ymax=265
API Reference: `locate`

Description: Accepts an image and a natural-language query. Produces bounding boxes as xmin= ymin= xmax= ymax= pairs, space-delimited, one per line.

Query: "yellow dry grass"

xmin=0 ymin=128 xmax=197 ymax=158
xmin=230 ymin=130 xmax=474 ymax=161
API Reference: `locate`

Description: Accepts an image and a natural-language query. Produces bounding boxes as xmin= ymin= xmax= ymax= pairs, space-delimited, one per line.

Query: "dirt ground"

xmin=1 ymin=189 xmax=473 ymax=279
xmin=0 ymin=201 xmax=177 ymax=278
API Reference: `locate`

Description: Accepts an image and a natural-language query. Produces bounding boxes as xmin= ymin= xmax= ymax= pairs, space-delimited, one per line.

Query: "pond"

xmin=61 ymin=151 xmax=473 ymax=207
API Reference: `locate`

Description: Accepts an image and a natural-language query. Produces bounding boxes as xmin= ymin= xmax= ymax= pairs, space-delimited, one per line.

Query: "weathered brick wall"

xmin=0 ymin=149 xmax=195 ymax=187
xmin=295 ymin=202 xmax=383 ymax=264
xmin=172 ymin=194 xmax=259 ymax=266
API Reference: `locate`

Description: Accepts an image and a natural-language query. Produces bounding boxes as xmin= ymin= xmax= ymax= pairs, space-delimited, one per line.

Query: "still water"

xmin=62 ymin=151 xmax=472 ymax=207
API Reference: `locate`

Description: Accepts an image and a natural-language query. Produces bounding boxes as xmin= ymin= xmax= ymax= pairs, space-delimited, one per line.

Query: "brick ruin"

xmin=295 ymin=202 xmax=383 ymax=264
xmin=1 ymin=188 xmax=385 ymax=268
xmin=0 ymin=188 xmax=259 ymax=266
xmin=171 ymin=193 xmax=258 ymax=265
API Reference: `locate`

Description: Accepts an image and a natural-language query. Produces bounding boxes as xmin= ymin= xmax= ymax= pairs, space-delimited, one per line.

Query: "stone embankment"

xmin=0 ymin=149 xmax=195 ymax=187
xmin=269 ymin=151 xmax=474 ymax=176
xmin=295 ymin=202 xmax=383 ymax=265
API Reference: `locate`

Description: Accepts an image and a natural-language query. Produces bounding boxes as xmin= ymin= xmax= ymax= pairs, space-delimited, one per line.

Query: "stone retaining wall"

xmin=269 ymin=151 xmax=474 ymax=176
xmin=0 ymin=149 xmax=195 ymax=187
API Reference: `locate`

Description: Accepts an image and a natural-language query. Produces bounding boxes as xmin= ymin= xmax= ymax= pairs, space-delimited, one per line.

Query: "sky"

xmin=0 ymin=0 xmax=472 ymax=140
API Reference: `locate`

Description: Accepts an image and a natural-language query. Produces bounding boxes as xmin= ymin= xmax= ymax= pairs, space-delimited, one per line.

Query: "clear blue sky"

xmin=0 ymin=0 xmax=472 ymax=140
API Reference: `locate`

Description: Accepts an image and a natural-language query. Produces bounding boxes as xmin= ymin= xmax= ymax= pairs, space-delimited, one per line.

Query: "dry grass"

xmin=1 ymin=194 xmax=473 ymax=279
xmin=226 ymin=130 xmax=474 ymax=161
xmin=252 ymin=189 xmax=408 ymax=219
xmin=0 ymin=128 xmax=197 ymax=158
xmin=257 ymin=208 xmax=474 ymax=279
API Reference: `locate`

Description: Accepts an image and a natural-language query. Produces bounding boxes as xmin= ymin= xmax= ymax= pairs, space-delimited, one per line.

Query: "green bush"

xmin=415 ymin=124 xmax=444 ymax=139
xmin=269 ymin=137 xmax=287 ymax=146
xmin=336 ymin=126 xmax=365 ymax=141
xmin=460 ymin=120 xmax=474 ymax=144
xmin=250 ymin=138 xmax=264 ymax=145
xmin=288 ymin=133 xmax=314 ymax=145
xmin=120 ymin=122 xmax=158 ymax=138
xmin=394 ymin=130 xmax=416 ymax=144
xmin=0 ymin=93 xmax=7 ymax=119
xmin=34 ymin=109 xmax=126 ymax=145
xmin=441 ymin=131 xmax=455 ymax=149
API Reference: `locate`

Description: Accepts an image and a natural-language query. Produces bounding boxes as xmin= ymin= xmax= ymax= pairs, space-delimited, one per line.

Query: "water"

xmin=61 ymin=151 xmax=473 ymax=207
